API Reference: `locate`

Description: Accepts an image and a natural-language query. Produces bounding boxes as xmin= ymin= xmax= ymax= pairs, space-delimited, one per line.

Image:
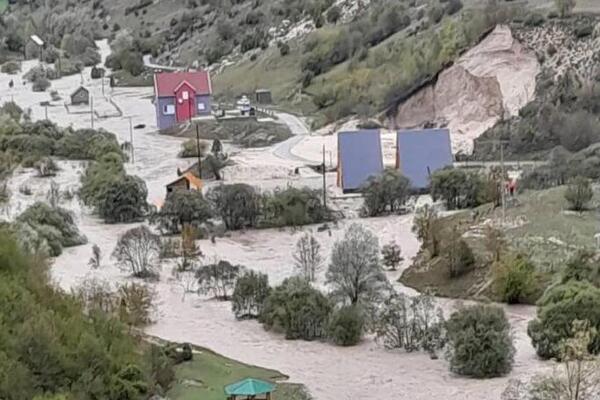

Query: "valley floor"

xmin=0 ymin=41 xmax=551 ymax=400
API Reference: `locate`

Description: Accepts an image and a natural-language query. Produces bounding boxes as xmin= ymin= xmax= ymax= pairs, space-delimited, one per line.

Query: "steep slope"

xmin=388 ymin=25 xmax=539 ymax=154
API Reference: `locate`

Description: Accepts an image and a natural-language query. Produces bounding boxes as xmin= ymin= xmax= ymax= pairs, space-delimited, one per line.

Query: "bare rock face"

xmin=388 ymin=25 xmax=539 ymax=154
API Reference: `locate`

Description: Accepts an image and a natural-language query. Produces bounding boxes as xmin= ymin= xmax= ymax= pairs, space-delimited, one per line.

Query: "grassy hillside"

xmin=0 ymin=0 xmax=8 ymax=13
xmin=401 ymin=185 xmax=600 ymax=302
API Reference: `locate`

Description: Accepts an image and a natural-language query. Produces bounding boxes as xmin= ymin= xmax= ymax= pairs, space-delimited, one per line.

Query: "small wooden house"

xmin=70 ymin=86 xmax=89 ymax=106
xmin=255 ymin=89 xmax=272 ymax=105
xmin=166 ymin=172 xmax=203 ymax=194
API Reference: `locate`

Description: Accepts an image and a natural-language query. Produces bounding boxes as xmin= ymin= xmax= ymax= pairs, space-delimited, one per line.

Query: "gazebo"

xmin=224 ymin=378 xmax=276 ymax=400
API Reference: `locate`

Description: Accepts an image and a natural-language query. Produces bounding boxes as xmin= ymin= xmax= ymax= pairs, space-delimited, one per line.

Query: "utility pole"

xmin=44 ymin=105 xmax=48 ymax=120
xmin=128 ymin=116 xmax=134 ymax=164
xmin=196 ymin=124 xmax=202 ymax=178
xmin=90 ymin=96 xmax=94 ymax=129
xmin=322 ymin=145 xmax=327 ymax=208
xmin=101 ymin=75 xmax=105 ymax=97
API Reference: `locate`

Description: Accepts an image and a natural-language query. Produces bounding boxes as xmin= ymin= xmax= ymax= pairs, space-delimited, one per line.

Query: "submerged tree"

xmin=292 ymin=233 xmax=323 ymax=281
xmin=381 ymin=242 xmax=403 ymax=271
xmin=88 ymin=244 xmax=101 ymax=269
xmin=231 ymin=270 xmax=271 ymax=319
xmin=112 ymin=225 xmax=161 ymax=279
xmin=196 ymin=260 xmax=241 ymax=300
xmin=327 ymin=223 xmax=389 ymax=306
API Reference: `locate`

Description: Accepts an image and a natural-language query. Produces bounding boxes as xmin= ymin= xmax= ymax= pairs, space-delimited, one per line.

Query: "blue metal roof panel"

xmin=338 ymin=130 xmax=384 ymax=191
xmin=397 ymin=129 xmax=453 ymax=189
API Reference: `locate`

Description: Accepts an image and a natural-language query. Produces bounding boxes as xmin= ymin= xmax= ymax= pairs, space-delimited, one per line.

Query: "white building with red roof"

xmin=153 ymin=71 xmax=213 ymax=130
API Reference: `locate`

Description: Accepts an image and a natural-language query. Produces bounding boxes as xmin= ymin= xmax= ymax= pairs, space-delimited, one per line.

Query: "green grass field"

xmin=0 ymin=0 xmax=8 ymax=12
xmin=401 ymin=185 xmax=600 ymax=302
xmin=167 ymin=347 xmax=310 ymax=400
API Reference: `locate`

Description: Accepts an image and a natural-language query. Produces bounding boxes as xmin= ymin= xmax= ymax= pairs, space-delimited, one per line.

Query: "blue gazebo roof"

xmin=224 ymin=378 xmax=276 ymax=396
xmin=338 ymin=129 xmax=384 ymax=191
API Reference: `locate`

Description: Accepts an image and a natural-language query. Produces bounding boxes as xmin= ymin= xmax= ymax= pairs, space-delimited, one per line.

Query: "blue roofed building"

xmin=396 ymin=129 xmax=453 ymax=190
xmin=337 ymin=130 xmax=384 ymax=193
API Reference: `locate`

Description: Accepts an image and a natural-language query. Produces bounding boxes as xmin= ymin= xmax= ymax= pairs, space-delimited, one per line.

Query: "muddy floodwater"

xmin=0 ymin=41 xmax=549 ymax=400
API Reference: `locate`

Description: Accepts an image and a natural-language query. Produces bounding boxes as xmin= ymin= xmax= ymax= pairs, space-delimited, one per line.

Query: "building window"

xmin=182 ymin=91 xmax=189 ymax=100
xmin=163 ymin=104 xmax=175 ymax=115
xmin=197 ymin=102 xmax=205 ymax=111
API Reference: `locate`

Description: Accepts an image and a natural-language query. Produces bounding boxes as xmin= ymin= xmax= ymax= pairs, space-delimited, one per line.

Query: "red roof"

xmin=154 ymin=71 xmax=212 ymax=97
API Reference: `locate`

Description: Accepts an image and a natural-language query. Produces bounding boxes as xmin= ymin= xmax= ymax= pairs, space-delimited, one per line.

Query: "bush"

xmin=564 ymin=176 xmax=593 ymax=211
xmin=231 ymin=270 xmax=271 ymax=319
xmin=327 ymin=305 xmax=364 ymax=346
xmin=528 ymin=280 xmax=600 ymax=360
xmin=1 ymin=61 xmax=21 ymax=74
xmin=96 ymin=175 xmax=148 ymax=223
xmin=16 ymin=202 xmax=87 ymax=256
xmin=446 ymin=305 xmax=514 ymax=378
xmin=443 ymin=234 xmax=475 ymax=278
xmin=361 ymin=169 xmax=411 ymax=217
xmin=260 ymin=276 xmax=332 ymax=341
xmin=494 ymin=255 xmax=536 ymax=304
xmin=32 ymin=77 xmax=51 ymax=92
xmin=113 ymin=225 xmax=161 ymax=279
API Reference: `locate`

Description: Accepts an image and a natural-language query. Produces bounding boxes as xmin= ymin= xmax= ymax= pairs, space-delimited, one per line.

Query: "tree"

xmin=565 ymin=176 xmax=593 ymax=212
xmin=196 ymin=260 xmax=241 ymax=300
xmin=327 ymin=223 xmax=389 ymax=306
xmin=443 ymin=228 xmax=475 ymax=278
xmin=361 ymin=169 xmax=411 ymax=217
xmin=112 ymin=225 xmax=161 ymax=279
xmin=528 ymin=280 xmax=600 ymax=360
xmin=381 ymin=242 xmax=403 ymax=271
xmin=326 ymin=5 xmax=342 ymax=23
xmin=152 ymin=190 xmax=213 ymax=234
xmin=555 ymin=0 xmax=577 ymax=18
xmin=373 ymin=292 xmax=446 ymax=353
xmin=206 ymin=184 xmax=261 ymax=230
xmin=446 ymin=304 xmax=515 ymax=378
xmin=412 ymin=205 xmax=441 ymax=257
xmin=292 ymin=234 xmax=323 ymax=281
xmin=260 ymin=276 xmax=332 ymax=340
xmin=231 ymin=270 xmax=271 ymax=319
xmin=430 ymin=168 xmax=485 ymax=210
xmin=484 ymin=225 xmax=506 ymax=263
xmin=88 ymin=244 xmax=101 ymax=269
xmin=328 ymin=305 xmax=364 ymax=346
xmin=97 ymin=175 xmax=148 ymax=223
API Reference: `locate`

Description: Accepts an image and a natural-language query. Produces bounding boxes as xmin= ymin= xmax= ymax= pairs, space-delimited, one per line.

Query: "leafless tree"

xmin=117 ymin=282 xmax=157 ymax=327
xmin=112 ymin=225 xmax=161 ymax=279
xmin=88 ymin=244 xmax=101 ymax=269
xmin=196 ymin=259 xmax=241 ymax=300
xmin=293 ymin=233 xmax=323 ymax=281
xmin=46 ymin=180 xmax=61 ymax=208
xmin=327 ymin=223 xmax=389 ymax=306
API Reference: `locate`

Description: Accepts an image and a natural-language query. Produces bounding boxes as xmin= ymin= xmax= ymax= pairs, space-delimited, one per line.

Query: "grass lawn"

xmin=167 ymin=346 xmax=311 ymax=400
xmin=0 ymin=0 xmax=8 ymax=12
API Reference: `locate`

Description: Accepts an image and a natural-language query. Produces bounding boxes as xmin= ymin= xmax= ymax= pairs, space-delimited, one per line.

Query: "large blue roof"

xmin=338 ymin=130 xmax=384 ymax=191
xmin=397 ymin=129 xmax=453 ymax=189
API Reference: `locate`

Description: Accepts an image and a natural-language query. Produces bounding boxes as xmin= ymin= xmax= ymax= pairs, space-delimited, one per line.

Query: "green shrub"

xmin=32 ymin=78 xmax=51 ymax=92
xmin=16 ymin=202 xmax=87 ymax=256
xmin=446 ymin=305 xmax=514 ymax=378
xmin=430 ymin=168 xmax=486 ymax=210
xmin=564 ymin=176 xmax=593 ymax=211
xmin=260 ymin=276 xmax=332 ymax=341
xmin=96 ymin=175 xmax=148 ymax=223
xmin=327 ymin=305 xmax=364 ymax=346
xmin=528 ymin=280 xmax=600 ymax=360
xmin=494 ymin=255 xmax=536 ymax=304
xmin=1 ymin=61 xmax=21 ymax=74
xmin=206 ymin=184 xmax=261 ymax=230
